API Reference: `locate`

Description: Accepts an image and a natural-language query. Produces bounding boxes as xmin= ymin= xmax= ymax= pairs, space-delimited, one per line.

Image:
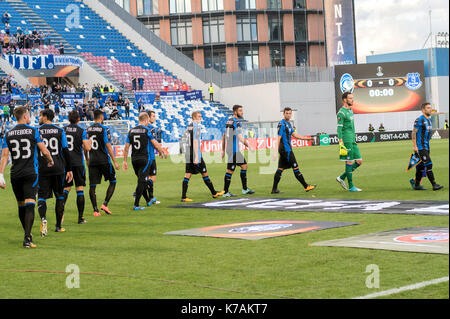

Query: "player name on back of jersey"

xmin=131 ymin=128 xmax=147 ymax=134
xmin=89 ymin=127 xmax=104 ymax=132
xmin=65 ymin=126 xmax=78 ymax=133
xmin=39 ymin=128 xmax=59 ymax=135
xmin=7 ymin=128 xmax=33 ymax=136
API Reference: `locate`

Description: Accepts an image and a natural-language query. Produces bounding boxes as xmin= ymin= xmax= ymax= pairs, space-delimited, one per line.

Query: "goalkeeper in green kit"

xmin=336 ymin=92 xmax=363 ymax=192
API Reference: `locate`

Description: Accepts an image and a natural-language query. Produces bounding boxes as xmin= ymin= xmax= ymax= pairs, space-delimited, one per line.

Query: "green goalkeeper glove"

xmin=339 ymin=142 xmax=348 ymax=156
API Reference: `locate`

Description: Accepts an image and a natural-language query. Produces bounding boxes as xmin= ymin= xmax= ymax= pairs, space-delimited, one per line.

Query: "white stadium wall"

xmin=279 ymin=82 xmax=337 ymax=136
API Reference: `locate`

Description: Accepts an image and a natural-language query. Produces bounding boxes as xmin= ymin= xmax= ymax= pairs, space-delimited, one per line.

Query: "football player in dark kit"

xmin=0 ymin=107 xmax=54 ymax=248
xmin=410 ymin=102 xmax=444 ymax=191
xmin=271 ymin=108 xmax=316 ymax=194
xmin=86 ymin=110 xmax=120 ymax=216
xmin=63 ymin=111 xmax=92 ymax=224
xmin=221 ymin=105 xmax=255 ymax=197
xmin=37 ymin=109 xmax=73 ymax=235
xmin=181 ymin=111 xmax=225 ymax=202
xmin=123 ymin=112 xmax=167 ymax=210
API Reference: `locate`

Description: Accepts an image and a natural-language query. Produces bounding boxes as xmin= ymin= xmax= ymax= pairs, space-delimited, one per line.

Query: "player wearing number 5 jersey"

xmin=122 ymin=112 xmax=167 ymax=210
xmin=86 ymin=110 xmax=120 ymax=216
xmin=0 ymin=107 xmax=54 ymax=248
xmin=63 ymin=111 xmax=92 ymax=224
xmin=37 ymin=109 xmax=73 ymax=235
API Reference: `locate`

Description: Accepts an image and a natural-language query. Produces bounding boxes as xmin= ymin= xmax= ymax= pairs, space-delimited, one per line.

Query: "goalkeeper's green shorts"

xmin=340 ymin=142 xmax=362 ymax=161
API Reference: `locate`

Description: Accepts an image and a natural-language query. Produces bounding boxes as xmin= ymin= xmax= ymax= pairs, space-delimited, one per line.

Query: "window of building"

xmin=294 ymin=14 xmax=306 ymax=41
xmin=268 ymin=15 xmax=283 ymax=41
xmin=202 ymin=0 xmax=224 ymax=12
xmin=203 ymin=17 xmax=225 ymax=44
xmin=171 ymin=19 xmax=193 ymax=45
xmin=235 ymin=0 xmax=256 ymax=10
xmin=137 ymin=0 xmax=159 ymax=15
xmin=180 ymin=48 xmax=194 ymax=60
xmin=170 ymin=0 xmax=191 ymax=14
xmin=295 ymin=45 xmax=307 ymax=66
xmin=238 ymin=47 xmax=259 ymax=71
xmin=236 ymin=16 xmax=258 ymax=42
xmin=267 ymin=0 xmax=281 ymax=9
xmin=145 ymin=20 xmax=160 ymax=37
xmin=115 ymin=0 xmax=130 ymax=12
xmin=293 ymin=0 xmax=306 ymax=9
xmin=204 ymin=48 xmax=227 ymax=73
xmin=270 ymin=46 xmax=285 ymax=67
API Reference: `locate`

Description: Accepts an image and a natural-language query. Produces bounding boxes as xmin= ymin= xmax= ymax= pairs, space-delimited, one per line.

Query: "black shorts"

xmin=11 ymin=174 xmax=38 ymax=202
xmin=278 ymin=151 xmax=299 ymax=170
xmin=132 ymin=159 xmax=152 ymax=182
xmin=418 ymin=149 xmax=432 ymax=166
xmin=38 ymin=174 xmax=65 ymax=200
xmin=64 ymin=166 xmax=86 ymax=188
xmin=227 ymin=152 xmax=247 ymax=171
xmin=186 ymin=158 xmax=207 ymax=175
xmin=89 ymin=163 xmax=116 ymax=185
xmin=149 ymin=160 xmax=157 ymax=176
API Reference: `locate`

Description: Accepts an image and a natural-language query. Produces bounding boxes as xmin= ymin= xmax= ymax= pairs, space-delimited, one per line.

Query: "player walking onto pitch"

xmin=221 ymin=105 xmax=255 ymax=197
xmin=271 ymin=108 xmax=316 ymax=194
xmin=181 ymin=111 xmax=225 ymax=202
xmin=410 ymin=102 xmax=443 ymax=191
xmin=146 ymin=110 xmax=162 ymax=205
xmin=123 ymin=112 xmax=167 ymax=210
xmin=86 ymin=110 xmax=120 ymax=216
xmin=63 ymin=111 xmax=92 ymax=224
xmin=336 ymin=92 xmax=363 ymax=192
xmin=0 ymin=107 xmax=54 ymax=248
xmin=37 ymin=109 xmax=73 ymax=235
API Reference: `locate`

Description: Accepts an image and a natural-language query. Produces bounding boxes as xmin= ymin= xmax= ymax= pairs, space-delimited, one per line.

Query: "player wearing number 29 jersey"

xmin=37 ymin=109 xmax=72 ymax=234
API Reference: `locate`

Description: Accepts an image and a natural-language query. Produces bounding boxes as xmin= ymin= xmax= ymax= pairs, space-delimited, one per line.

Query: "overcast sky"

xmin=354 ymin=0 xmax=449 ymax=63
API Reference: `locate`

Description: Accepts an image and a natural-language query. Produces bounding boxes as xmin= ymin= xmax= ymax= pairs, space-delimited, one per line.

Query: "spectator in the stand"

xmin=110 ymin=106 xmax=120 ymax=120
xmin=43 ymin=98 xmax=50 ymax=109
xmin=181 ymin=82 xmax=189 ymax=91
xmin=5 ymin=23 xmax=10 ymax=35
xmin=124 ymin=97 xmax=131 ymax=119
xmin=58 ymin=42 xmax=64 ymax=54
xmin=378 ymin=123 xmax=385 ymax=132
xmin=137 ymin=98 xmax=144 ymax=112
xmin=109 ymin=85 xmax=115 ymax=93
xmin=368 ymin=123 xmax=375 ymax=132
xmin=138 ymin=78 xmax=144 ymax=90
xmin=445 ymin=120 xmax=449 ymax=130
xmin=173 ymin=82 xmax=179 ymax=91
xmin=54 ymin=101 xmax=60 ymax=117
xmin=3 ymin=105 xmax=10 ymax=122
xmin=103 ymin=84 xmax=109 ymax=93
xmin=208 ymin=83 xmax=214 ymax=102
xmin=132 ymin=77 xmax=137 ymax=91
xmin=162 ymin=79 xmax=169 ymax=91
xmin=2 ymin=34 xmax=10 ymax=49
xmin=2 ymin=12 xmax=10 ymax=25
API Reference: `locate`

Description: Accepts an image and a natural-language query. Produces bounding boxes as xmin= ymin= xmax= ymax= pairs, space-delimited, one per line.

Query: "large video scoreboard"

xmin=334 ymin=61 xmax=426 ymax=113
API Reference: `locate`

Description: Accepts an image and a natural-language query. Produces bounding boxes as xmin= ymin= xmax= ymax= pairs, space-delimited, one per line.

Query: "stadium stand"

xmin=1 ymin=0 xmax=235 ymax=143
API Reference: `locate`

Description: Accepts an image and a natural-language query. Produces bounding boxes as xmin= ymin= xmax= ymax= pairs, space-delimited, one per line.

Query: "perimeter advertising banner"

xmin=324 ymin=0 xmax=357 ymax=66
xmin=334 ymin=60 xmax=426 ymax=113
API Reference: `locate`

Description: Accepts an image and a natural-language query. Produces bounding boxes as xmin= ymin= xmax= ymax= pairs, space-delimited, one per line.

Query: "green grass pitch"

xmin=0 ymin=140 xmax=448 ymax=299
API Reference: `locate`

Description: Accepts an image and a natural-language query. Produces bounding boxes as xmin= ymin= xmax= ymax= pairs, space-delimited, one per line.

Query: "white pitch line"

xmin=353 ymin=276 xmax=449 ymax=299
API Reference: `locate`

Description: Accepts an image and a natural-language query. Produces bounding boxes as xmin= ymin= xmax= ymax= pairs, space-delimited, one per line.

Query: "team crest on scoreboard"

xmin=405 ymin=72 xmax=422 ymax=90
xmin=340 ymin=73 xmax=354 ymax=93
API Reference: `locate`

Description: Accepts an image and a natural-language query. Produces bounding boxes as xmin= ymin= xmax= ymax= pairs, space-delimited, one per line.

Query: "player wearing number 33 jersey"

xmin=0 ymin=107 xmax=54 ymax=248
